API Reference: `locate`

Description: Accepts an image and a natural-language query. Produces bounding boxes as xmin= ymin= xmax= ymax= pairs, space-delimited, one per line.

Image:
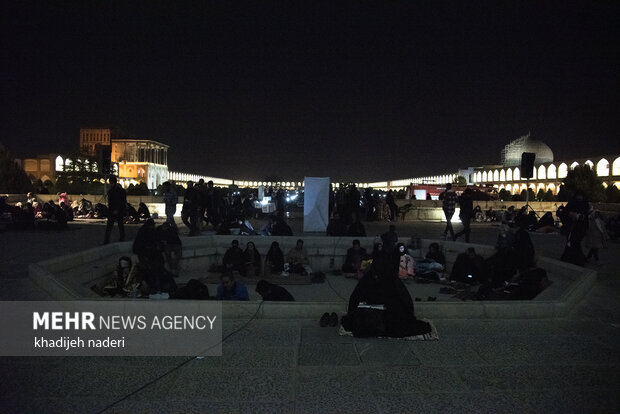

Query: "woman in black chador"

xmin=341 ymin=248 xmax=431 ymax=338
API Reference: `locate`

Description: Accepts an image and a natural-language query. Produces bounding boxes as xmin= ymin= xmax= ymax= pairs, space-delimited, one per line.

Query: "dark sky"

xmin=2 ymin=1 xmax=619 ymax=182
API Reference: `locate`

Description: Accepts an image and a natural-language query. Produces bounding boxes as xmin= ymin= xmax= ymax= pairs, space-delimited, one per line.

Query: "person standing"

xmin=181 ymin=181 xmax=200 ymax=236
xmin=386 ymin=190 xmax=398 ymax=222
xmin=560 ymin=190 xmax=590 ymax=266
xmin=161 ymin=181 xmax=178 ymax=228
xmin=454 ymin=187 xmax=473 ymax=243
xmin=103 ymin=175 xmax=127 ymax=244
xmin=441 ymin=183 xmax=458 ymax=240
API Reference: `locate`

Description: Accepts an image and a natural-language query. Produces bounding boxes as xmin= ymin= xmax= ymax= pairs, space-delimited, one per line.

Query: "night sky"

xmin=2 ymin=1 xmax=619 ymax=182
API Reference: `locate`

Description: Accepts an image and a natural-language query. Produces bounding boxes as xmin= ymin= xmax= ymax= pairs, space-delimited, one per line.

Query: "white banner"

xmin=303 ymin=177 xmax=330 ymax=233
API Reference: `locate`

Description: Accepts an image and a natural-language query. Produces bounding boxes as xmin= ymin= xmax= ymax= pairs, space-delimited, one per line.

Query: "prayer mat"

xmin=338 ymin=318 xmax=439 ymax=341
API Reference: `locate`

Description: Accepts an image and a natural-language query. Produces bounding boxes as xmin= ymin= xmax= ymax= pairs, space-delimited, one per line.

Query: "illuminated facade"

xmin=13 ymin=154 xmax=59 ymax=184
xmin=111 ymin=139 xmax=170 ymax=189
xmin=79 ymin=128 xmax=112 ymax=156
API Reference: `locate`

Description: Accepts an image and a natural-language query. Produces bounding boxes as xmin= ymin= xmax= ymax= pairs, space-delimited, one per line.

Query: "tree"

xmin=563 ymin=165 xmax=605 ymax=202
xmin=0 ymin=144 xmax=33 ymax=193
xmin=453 ymin=175 xmax=467 ymax=186
xmin=54 ymin=152 xmax=105 ymax=194
xmin=605 ymin=185 xmax=620 ymax=203
xmin=126 ymin=182 xmax=149 ymax=195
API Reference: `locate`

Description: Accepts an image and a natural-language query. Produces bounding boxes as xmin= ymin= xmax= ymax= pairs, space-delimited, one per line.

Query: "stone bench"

xmin=29 ymin=235 xmax=596 ymax=319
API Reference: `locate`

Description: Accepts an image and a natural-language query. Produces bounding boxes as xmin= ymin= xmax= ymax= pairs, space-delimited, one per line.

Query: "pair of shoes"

xmin=319 ymin=312 xmax=338 ymax=327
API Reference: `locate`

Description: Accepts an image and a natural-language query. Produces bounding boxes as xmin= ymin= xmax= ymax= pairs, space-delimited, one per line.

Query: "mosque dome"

xmin=501 ymin=132 xmax=554 ymax=167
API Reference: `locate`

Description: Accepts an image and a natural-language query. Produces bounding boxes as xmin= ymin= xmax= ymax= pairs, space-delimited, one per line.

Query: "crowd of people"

xmin=5 ymin=178 xmax=617 ymax=338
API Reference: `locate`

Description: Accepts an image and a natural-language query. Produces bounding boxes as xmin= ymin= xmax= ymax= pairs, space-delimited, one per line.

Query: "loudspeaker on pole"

xmin=521 ymin=152 xmax=536 ymax=179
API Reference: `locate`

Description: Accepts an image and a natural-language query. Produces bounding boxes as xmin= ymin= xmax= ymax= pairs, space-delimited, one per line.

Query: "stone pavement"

xmin=0 ymin=218 xmax=618 ymax=413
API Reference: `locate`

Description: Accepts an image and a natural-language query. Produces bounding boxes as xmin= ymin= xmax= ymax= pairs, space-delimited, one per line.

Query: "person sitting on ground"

xmin=342 ymin=239 xmax=367 ymax=276
xmin=133 ymin=219 xmax=164 ymax=267
xmin=157 ymin=221 xmax=182 ymax=274
xmin=216 ymin=273 xmax=250 ymax=301
xmin=103 ymin=256 xmax=133 ymax=296
xmin=394 ymin=242 xmax=415 ymax=280
xmin=243 ymin=241 xmax=261 ymax=277
xmin=473 ymin=205 xmax=484 ymax=222
xmin=260 ymin=215 xmax=275 ymax=236
xmin=326 ymin=213 xmax=348 ymax=236
xmin=341 ymin=253 xmax=432 ymax=338
xmin=514 ymin=218 xmax=535 ymax=274
xmin=137 ymin=202 xmax=151 ymax=221
xmin=485 ymin=207 xmax=497 ymax=222
xmin=271 ymin=213 xmax=293 ymax=236
xmin=264 ymin=241 xmax=285 ymax=275
xmin=287 ymin=239 xmax=311 ymax=275
xmin=223 ymin=239 xmax=245 ymax=275
xmin=502 ymin=206 xmax=516 ymax=227
xmin=381 ymin=224 xmax=398 ymax=253
xmin=60 ymin=201 xmax=74 ymax=221
xmin=255 ymin=279 xmax=295 ymax=301
xmin=126 ymin=202 xmax=140 ymax=223
xmin=483 ymin=224 xmax=517 ymax=285
xmin=585 ymin=208 xmax=608 ymax=263
xmin=415 ymin=242 xmax=446 ymax=276
xmin=535 ymin=211 xmax=555 ymax=233
xmin=237 ymin=215 xmax=256 ymax=235
xmin=451 ymin=247 xmax=484 ymax=284
xmin=347 ymin=213 xmax=367 ymax=237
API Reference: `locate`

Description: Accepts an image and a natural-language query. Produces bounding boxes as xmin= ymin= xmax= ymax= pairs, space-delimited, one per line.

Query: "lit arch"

xmin=596 ymin=159 xmax=609 ymax=177
xmin=476 ymin=171 xmax=482 ymax=182
xmin=570 ymin=161 xmax=579 ymax=169
xmin=537 ymin=183 xmax=545 ymax=191
xmin=547 ymin=183 xmax=556 ymax=194
xmin=531 ymin=167 xmax=537 ymax=180
xmin=499 ymin=184 xmax=505 ymax=190
xmin=482 ymin=171 xmax=487 ymax=182
xmin=506 ymin=184 xmax=512 ymax=192
xmin=506 ymin=168 xmax=512 ymax=181
xmin=55 ymin=156 xmax=64 ymax=172
xmin=500 ymin=169 xmax=506 ymax=182
xmin=547 ymin=164 xmax=557 ymax=179
xmin=585 ymin=160 xmax=594 ymax=169
xmin=538 ymin=165 xmax=546 ymax=180
xmin=613 ymin=157 xmax=620 ymax=176
xmin=513 ymin=167 xmax=520 ymax=180
xmin=559 ymin=163 xmax=568 ymax=178
xmin=493 ymin=170 xmax=499 ymax=181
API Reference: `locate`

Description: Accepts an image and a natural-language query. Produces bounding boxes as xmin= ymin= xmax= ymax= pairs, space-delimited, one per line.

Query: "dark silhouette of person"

xmin=255 ymin=280 xmax=295 ymax=301
xmin=347 ymin=213 xmax=367 ymax=237
xmin=342 ymin=239 xmax=367 ymax=273
xmin=442 ymin=183 xmax=458 ymax=239
xmin=381 ymin=225 xmax=398 ymax=253
xmin=264 ymin=241 xmax=285 ymax=274
xmin=103 ymin=175 xmax=127 ymax=244
xmin=243 ymin=241 xmax=261 ymax=277
xmin=341 ymin=252 xmax=431 ymax=338
xmin=386 ymin=190 xmax=398 ymax=222
xmin=137 ymin=202 xmax=151 ymax=220
xmin=560 ymin=190 xmax=589 ymax=266
xmin=326 ymin=213 xmax=347 ymax=236
xmin=451 ymin=247 xmax=484 ymax=284
xmin=223 ymin=239 xmax=245 ymax=275
xmin=271 ymin=213 xmax=293 ymax=236
xmin=182 ymin=181 xmax=200 ymax=236
xmin=454 ymin=187 xmax=473 ymax=242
